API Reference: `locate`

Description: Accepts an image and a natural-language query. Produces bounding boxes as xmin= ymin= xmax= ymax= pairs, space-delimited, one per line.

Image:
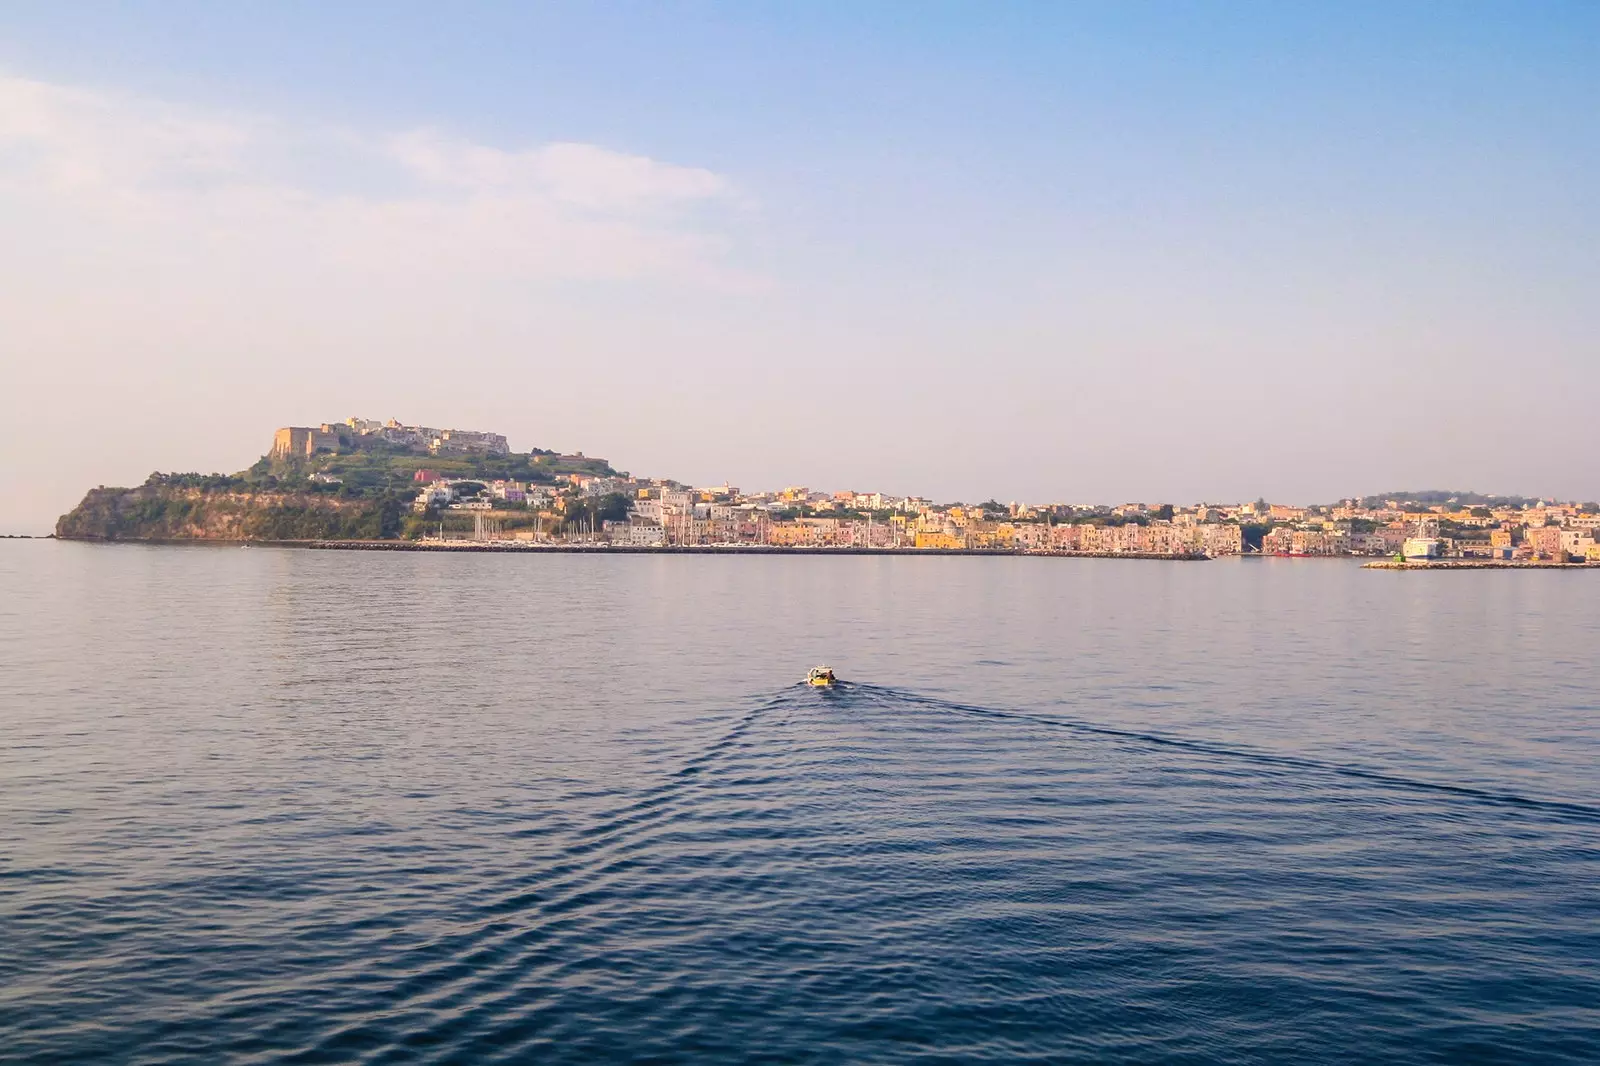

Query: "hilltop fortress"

xmin=271 ymin=417 xmax=510 ymax=460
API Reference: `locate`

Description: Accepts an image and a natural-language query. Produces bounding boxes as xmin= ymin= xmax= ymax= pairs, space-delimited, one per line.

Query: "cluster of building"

xmin=1259 ymin=499 xmax=1600 ymax=563
xmin=412 ymin=476 xmax=1250 ymax=556
xmin=413 ymin=475 xmax=555 ymax=511
xmin=264 ymin=416 xmax=1597 ymax=561
xmin=403 ymin=477 xmax=1600 ymax=562
xmin=271 ymin=417 xmax=509 ymax=460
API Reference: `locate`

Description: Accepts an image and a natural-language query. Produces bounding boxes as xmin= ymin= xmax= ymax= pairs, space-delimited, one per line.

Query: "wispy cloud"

xmin=0 ymin=73 xmax=751 ymax=284
xmin=389 ymin=129 xmax=730 ymax=209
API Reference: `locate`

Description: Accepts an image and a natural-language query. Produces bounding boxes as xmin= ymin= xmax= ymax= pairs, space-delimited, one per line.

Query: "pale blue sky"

xmin=3 ymin=2 xmax=1597 ymax=530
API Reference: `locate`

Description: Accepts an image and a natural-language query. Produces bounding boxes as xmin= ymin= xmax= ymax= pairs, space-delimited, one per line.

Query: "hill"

xmin=56 ymin=478 xmax=401 ymax=541
xmin=56 ymin=432 xmax=622 ymax=542
xmin=1355 ymin=490 xmax=1542 ymax=509
xmin=258 ymin=442 xmax=616 ymax=494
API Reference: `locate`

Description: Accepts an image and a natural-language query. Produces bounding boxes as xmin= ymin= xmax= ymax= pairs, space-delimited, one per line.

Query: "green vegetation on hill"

xmin=255 ymin=443 xmax=617 ymax=497
xmin=561 ymin=492 xmax=634 ymax=532
xmin=56 ymin=439 xmax=621 ymax=541
xmin=56 ymin=477 xmax=403 ymax=541
xmin=1359 ymin=490 xmax=1538 ymax=509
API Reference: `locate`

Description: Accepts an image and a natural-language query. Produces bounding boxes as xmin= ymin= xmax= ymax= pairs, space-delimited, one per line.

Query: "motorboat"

xmin=806 ymin=666 xmax=837 ymax=687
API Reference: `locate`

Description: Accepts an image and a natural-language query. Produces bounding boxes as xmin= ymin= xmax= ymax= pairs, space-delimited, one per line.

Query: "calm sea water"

xmin=2 ymin=542 xmax=1598 ymax=1063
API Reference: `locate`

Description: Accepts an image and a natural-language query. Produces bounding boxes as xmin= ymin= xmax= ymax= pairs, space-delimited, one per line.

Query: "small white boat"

xmin=806 ymin=665 xmax=837 ymax=687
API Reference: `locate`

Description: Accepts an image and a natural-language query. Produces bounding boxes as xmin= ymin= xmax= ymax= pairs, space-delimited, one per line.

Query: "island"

xmin=54 ymin=417 xmax=1600 ymax=565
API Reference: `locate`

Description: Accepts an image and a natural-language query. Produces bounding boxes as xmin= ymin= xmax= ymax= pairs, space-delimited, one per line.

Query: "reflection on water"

xmin=2 ymin=544 xmax=1597 ymax=1063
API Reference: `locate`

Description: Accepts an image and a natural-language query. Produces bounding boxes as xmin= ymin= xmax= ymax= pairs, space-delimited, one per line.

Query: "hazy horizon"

xmin=5 ymin=2 xmax=1599 ymax=532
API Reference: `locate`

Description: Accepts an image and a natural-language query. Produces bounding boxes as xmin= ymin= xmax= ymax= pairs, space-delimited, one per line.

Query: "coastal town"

xmin=261 ymin=418 xmax=1600 ymax=563
xmin=412 ymin=473 xmax=1600 ymax=562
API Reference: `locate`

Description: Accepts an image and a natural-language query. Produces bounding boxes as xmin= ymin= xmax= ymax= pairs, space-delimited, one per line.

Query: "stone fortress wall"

xmin=270 ymin=418 xmax=509 ymax=459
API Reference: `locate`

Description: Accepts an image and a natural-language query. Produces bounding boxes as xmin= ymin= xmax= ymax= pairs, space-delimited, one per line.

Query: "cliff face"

xmin=56 ymin=485 xmax=400 ymax=541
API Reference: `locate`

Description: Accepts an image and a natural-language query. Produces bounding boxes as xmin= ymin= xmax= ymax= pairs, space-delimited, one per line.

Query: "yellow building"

xmin=766 ymin=522 xmax=816 ymax=547
xmin=914 ymin=530 xmax=965 ymax=550
xmin=964 ymin=522 xmax=1017 ymax=549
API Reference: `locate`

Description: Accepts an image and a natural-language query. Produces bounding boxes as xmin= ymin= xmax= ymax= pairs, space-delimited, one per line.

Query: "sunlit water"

xmin=2 ymin=542 xmax=1597 ymax=1063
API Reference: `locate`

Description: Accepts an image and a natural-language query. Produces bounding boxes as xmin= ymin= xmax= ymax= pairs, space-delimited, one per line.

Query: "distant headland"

xmin=52 ymin=417 xmax=1600 ymax=565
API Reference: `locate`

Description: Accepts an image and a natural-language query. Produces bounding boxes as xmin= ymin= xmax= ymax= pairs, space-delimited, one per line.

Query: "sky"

xmin=2 ymin=1 xmax=1598 ymax=531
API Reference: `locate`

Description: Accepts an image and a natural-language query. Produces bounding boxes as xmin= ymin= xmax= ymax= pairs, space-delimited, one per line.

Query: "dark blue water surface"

xmin=2 ymin=542 xmax=1598 ymax=1063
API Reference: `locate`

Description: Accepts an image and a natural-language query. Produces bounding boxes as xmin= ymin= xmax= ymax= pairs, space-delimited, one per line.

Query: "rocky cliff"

xmin=56 ymin=484 xmax=401 ymax=541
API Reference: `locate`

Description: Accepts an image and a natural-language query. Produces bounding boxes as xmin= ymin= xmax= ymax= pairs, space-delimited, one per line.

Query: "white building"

xmin=609 ymin=521 xmax=666 ymax=547
xmin=412 ymin=482 xmax=454 ymax=512
xmin=659 ymin=490 xmax=694 ymax=514
xmin=1403 ymin=537 xmax=1442 ymax=560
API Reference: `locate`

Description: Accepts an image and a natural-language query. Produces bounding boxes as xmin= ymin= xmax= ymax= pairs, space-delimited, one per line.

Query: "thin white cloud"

xmin=389 ymin=129 xmax=729 ymax=210
xmin=0 ymin=76 xmax=259 ymax=194
xmin=0 ymin=73 xmax=750 ymax=284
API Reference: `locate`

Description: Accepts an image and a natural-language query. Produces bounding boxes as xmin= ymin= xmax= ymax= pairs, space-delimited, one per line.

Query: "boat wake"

xmin=827 ymin=681 xmax=1600 ymax=823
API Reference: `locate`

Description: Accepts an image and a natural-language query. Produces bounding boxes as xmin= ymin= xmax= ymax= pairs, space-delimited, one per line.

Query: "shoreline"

xmin=310 ymin=541 xmax=1211 ymax=559
xmin=1362 ymin=559 xmax=1596 ymax=570
xmin=36 ymin=538 xmax=1600 ymax=568
xmin=51 ymin=536 xmax=1212 ymax=560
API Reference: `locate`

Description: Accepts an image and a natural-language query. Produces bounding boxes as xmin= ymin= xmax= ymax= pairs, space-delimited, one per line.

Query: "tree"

xmin=562 ymin=492 xmax=633 ymax=531
xmin=1240 ymin=522 xmax=1272 ymax=552
xmin=378 ymin=497 xmax=403 ymax=538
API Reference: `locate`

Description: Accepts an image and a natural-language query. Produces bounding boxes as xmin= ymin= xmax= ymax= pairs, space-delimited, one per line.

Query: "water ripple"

xmin=4 ymin=546 xmax=1599 ymax=1063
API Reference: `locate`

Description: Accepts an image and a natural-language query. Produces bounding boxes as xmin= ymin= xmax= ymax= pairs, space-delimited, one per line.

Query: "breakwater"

xmin=1363 ymin=559 xmax=1596 ymax=571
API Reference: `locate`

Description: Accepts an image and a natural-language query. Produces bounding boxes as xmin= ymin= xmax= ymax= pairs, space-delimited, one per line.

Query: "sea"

xmin=2 ymin=541 xmax=1598 ymax=1064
